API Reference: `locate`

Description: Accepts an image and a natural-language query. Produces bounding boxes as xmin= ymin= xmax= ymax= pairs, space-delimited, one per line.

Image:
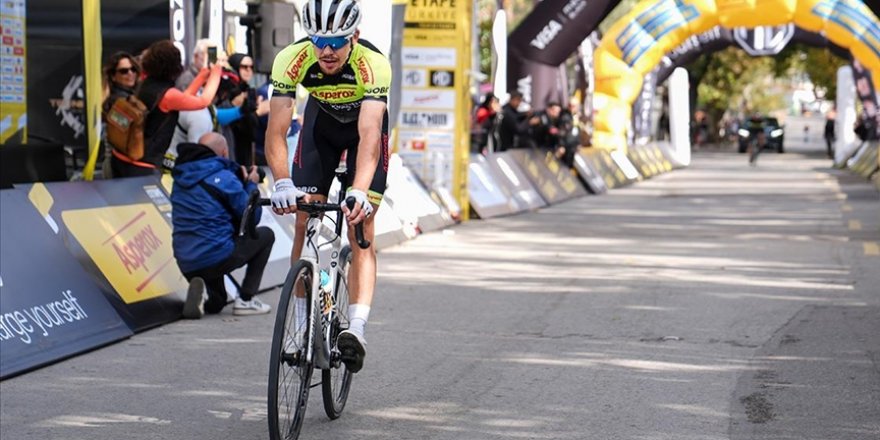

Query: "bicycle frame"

xmin=299 ymin=183 xmax=349 ymax=371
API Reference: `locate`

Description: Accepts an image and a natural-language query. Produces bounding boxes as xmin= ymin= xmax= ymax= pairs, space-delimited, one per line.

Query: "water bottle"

xmin=319 ymin=270 xmax=331 ymax=293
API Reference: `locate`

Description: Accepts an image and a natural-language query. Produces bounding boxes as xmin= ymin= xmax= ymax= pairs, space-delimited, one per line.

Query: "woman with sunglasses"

xmin=102 ymin=51 xmax=140 ymax=111
xmin=227 ymin=53 xmax=269 ymax=166
xmin=266 ymin=0 xmax=391 ymax=375
xmin=101 ymin=51 xmax=142 ymax=177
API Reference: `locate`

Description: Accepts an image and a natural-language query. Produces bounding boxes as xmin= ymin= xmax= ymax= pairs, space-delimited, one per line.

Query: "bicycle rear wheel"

xmin=268 ymin=261 xmax=315 ymax=440
xmin=322 ymin=246 xmax=354 ymax=419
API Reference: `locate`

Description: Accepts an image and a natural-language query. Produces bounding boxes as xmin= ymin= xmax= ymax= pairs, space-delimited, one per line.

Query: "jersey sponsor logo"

xmin=311 ymin=89 xmax=358 ymax=100
xmin=365 ymin=86 xmax=389 ymax=96
xmin=285 ymin=47 xmax=310 ymax=82
xmin=297 ymin=186 xmax=319 ymax=193
xmin=271 ymin=79 xmax=296 ymax=91
xmin=356 ymin=57 xmax=373 ymax=84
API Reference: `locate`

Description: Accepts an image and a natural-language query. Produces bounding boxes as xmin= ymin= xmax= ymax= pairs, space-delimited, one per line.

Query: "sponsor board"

xmin=401 ymin=47 xmax=457 ymax=68
xmin=398 ymin=129 xmax=455 ymax=151
xmin=400 ymin=89 xmax=456 ymax=109
xmin=401 ymin=0 xmax=470 ymax=214
xmin=402 ymin=68 xmax=428 ymax=87
xmin=62 ymin=204 xmax=187 ymax=304
xmin=429 ymin=69 xmax=455 ymax=87
xmin=400 ymin=111 xmax=455 ymax=130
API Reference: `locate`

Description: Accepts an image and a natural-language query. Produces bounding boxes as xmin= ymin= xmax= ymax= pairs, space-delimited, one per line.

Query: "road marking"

xmin=849 ymin=220 xmax=863 ymax=231
xmin=864 ymin=242 xmax=880 ymax=256
xmin=842 ymin=204 xmax=853 ymax=212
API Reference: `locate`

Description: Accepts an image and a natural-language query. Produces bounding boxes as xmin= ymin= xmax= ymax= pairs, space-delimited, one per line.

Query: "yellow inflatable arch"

xmin=592 ymin=0 xmax=880 ymax=151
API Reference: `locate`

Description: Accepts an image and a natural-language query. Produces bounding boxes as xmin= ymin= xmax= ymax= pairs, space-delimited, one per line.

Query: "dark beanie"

xmin=228 ymin=53 xmax=247 ymax=73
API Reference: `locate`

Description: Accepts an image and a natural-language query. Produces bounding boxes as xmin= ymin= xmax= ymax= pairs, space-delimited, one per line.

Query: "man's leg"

xmin=336 ymin=207 xmax=377 ymax=373
xmin=202 ymin=275 xmax=229 ymax=314
xmin=184 ymin=266 xmax=231 ymax=315
xmin=221 ymin=227 xmax=275 ymax=315
xmin=347 ymin=207 xmax=378 ymax=330
xmin=229 ymin=227 xmax=275 ymax=301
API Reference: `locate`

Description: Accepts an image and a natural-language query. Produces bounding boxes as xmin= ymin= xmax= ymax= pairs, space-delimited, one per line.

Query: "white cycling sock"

xmin=348 ymin=304 xmax=370 ymax=337
xmin=294 ymin=297 xmax=308 ymax=333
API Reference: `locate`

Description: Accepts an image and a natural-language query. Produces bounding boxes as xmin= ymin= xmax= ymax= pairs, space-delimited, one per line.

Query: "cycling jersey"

xmin=270 ymin=38 xmax=391 ymax=123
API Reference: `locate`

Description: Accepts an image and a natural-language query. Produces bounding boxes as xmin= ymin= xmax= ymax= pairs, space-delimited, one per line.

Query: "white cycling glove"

xmin=271 ymin=178 xmax=305 ymax=210
xmin=344 ymin=189 xmax=373 ymax=218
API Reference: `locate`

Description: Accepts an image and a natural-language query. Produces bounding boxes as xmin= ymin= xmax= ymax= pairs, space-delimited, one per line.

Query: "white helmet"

xmin=301 ymin=0 xmax=362 ymax=38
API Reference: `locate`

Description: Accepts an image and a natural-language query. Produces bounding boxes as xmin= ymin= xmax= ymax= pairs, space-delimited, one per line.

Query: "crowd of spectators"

xmin=473 ymin=91 xmax=586 ymax=167
xmin=100 ymin=39 xmax=277 ymax=318
xmin=101 ymin=39 xmax=270 ymax=179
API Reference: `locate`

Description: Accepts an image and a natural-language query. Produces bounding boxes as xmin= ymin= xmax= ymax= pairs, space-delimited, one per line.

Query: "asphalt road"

xmin=2 ymin=139 xmax=878 ymax=440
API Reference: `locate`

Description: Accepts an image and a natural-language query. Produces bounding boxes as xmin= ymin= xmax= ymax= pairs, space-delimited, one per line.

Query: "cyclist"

xmin=266 ymin=0 xmax=390 ymax=374
xmin=748 ymin=130 xmax=768 ymax=166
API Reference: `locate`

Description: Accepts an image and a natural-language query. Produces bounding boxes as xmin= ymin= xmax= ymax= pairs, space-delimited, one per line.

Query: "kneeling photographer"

xmin=171 ymin=132 xmax=274 ymax=319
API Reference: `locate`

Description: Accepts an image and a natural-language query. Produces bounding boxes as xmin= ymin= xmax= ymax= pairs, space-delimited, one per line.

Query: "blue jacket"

xmin=170 ymin=143 xmax=261 ymax=273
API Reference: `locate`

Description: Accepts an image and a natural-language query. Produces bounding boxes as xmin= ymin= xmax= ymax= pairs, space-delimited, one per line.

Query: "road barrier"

xmin=505 ymin=149 xmax=587 ymax=204
xmin=17 ymin=178 xmax=188 ymax=332
xmin=847 ymin=141 xmax=879 ymax=179
xmin=0 ymin=189 xmax=132 ymax=379
xmin=578 ymin=147 xmax=641 ymax=188
xmin=468 ymin=154 xmax=522 ymax=218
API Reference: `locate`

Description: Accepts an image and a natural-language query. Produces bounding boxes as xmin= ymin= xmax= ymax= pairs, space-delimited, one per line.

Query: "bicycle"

xmin=241 ymin=168 xmax=370 ymax=440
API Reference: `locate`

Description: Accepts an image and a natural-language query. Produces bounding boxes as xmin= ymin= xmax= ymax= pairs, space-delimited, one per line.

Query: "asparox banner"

xmin=0 ymin=189 xmax=132 ymax=379
xmin=593 ymin=0 xmax=880 ymax=151
xmin=20 ymin=177 xmax=188 ymax=332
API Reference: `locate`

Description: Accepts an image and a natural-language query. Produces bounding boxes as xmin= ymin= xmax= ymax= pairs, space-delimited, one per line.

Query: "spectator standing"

xmin=498 ymin=92 xmax=532 ymax=151
xmin=101 ymin=51 xmax=141 ymax=178
xmin=172 ymin=132 xmax=275 ymax=318
xmin=175 ymin=39 xmax=211 ymax=90
xmin=474 ymin=93 xmax=501 ymax=153
xmin=824 ymin=109 xmax=836 ymax=158
xmin=228 ymin=53 xmax=269 ymax=166
xmin=112 ymin=40 xmax=222 ymax=177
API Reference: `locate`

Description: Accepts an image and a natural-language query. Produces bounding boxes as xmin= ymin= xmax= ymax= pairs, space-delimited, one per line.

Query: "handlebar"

xmin=344 ymin=197 xmax=372 ymax=250
xmin=243 ymin=191 xmax=370 ymax=249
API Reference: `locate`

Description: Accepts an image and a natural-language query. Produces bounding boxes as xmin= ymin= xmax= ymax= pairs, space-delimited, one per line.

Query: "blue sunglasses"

xmin=310 ymin=35 xmax=351 ymax=50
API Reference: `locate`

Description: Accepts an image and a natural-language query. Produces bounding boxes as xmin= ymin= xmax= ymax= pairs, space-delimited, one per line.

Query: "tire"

xmin=268 ymin=261 xmax=315 ymax=440
xmin=322 ymin=246 xmax=354 ymax=419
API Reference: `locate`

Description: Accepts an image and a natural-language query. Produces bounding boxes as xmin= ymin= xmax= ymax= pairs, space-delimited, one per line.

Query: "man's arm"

xmin=266 ymin=96 xmax=295 ymax=181
xmin=266 ymin=96 xmax=307 ymax=214
xmin=343 ymin=99 xmax=386 ymax=225
xmin=351 ymin=99 xmax=386 ymax=193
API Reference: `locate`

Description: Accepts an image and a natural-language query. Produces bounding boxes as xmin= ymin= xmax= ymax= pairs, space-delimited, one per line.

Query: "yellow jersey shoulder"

xmin=270 ymin=40 xmax=315 ymax=95
xmin=351 ymin=42 xmax=392 ymax=97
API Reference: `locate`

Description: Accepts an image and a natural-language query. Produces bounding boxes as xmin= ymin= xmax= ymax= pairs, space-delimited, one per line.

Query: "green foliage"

xmin=691 ymin=44 xmax=848 ymax=123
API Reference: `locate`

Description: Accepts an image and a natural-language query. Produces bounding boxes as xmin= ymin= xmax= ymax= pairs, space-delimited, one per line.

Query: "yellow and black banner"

xmin=20 ymin=176 xmax=187 ymax=332
xmin=0 ymin=189 xmax=132 ymax=379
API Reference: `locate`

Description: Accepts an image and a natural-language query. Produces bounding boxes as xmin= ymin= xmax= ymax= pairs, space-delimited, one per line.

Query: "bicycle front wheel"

xmin=322 ymin=246 xmax=354 ymax=419
xmin=268 ymin=260 xmax=315 ymax=440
